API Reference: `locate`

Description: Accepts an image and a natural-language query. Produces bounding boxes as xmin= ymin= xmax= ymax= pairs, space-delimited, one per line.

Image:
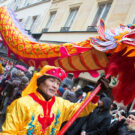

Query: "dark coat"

xmin=61 ymin=116 xmax=88 ymax=135
xmin=82 ymin=97 xmax=112 ymax=135
xmin=108 ymin=119 xmax=135 ymax=135
xmin=62 ymin=90 xmax=76 ymax=103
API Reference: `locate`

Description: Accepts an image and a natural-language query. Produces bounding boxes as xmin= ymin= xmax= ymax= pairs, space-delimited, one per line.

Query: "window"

xmin=132 ymin=18 xmax=135 ymax=24
xmin=92 ymin=3 xmax=111 ymax=26
xmin=61 ymin=8 xmax=79 ymax=32
xmin=19 ymin=19 xmax=23 ymax=22
xmin=24 ymin=16 xmax=37 ymax=31
xmin=45 ymin=12 xmax=56 ymax=29
xmin=23 ymin=0 xmax=28 ymax=7
xmin=31 ymin=15 xmax=41 ymax=32
xmin=30 ymin=16 xmax=38 ymax=30
xmin=64 ymin=8 xmax=78 ymax=28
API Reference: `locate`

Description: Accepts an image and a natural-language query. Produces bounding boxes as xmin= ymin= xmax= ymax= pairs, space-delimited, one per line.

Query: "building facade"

xmin=6 ymin=0 xmax=52 ymax=39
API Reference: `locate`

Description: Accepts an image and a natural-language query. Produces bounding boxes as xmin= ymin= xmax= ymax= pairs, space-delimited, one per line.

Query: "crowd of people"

xmin=0 ymin=63 xmax=134 ymax=135
xmin=0 ymin=62 xmax=33 ymax=117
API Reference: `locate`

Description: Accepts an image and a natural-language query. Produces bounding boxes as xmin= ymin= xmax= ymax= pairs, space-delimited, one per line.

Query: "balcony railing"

xmin=53 ymin=0 xmax=64 ymax=2
xmin=60 ymin=27 xmax=70 ymax=32
xmin=42 ymin=28 xmax=49 ymax=32
xmin=87 ymin=26 xmax=97 ymax=32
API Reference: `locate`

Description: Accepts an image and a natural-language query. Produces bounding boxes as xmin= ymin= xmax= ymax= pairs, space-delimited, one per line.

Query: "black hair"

xmin=120 ymin=111 xmax=126 ymax=117
xmin=37 ymin=75 xmax=61 ymax=87
xmin=63 ymin=84 xmax=68 ymax=88
xmin=82 ymin=85 xmax=94 ymax=93
xmin=128 ymin=111 xmax=135 ymax=116
xmin=112 ymin=103 xmax=118 ymax=110
xmin=37 ymin=75 xmax=48 ymax=86
xmin=2 ymin=63 xmax=6 ymax=67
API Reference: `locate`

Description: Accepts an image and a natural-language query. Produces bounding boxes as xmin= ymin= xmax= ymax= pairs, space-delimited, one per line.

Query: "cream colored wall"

xmin=79 ymin=70 xmax=117 ymax=87
xmin=15 ymin=2 xmax=51 ymax=19
xmin=0 ymin=0 xmax=11 ymax=7
xmin=124 ymin=0 xmax=135 ymax=24
xmin=39 ymin=0 xmax=98 ymax=32
xmin=70 ymin=0 xmax=96 ymax=31
xmin=15 ymin=1 xmax=51 ymax=33
xmin=106 ymin=0 xmax=133 ymax=29
xmin=40 ymin=0 xmax=135 ymax=33
xmin=40 ymin=32 xmax=98 ymax=42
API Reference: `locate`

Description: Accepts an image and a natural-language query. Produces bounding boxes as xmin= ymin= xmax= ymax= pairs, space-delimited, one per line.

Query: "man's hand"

xmin=96 ymin=75 xmax=111 ymax=95
xmin=81 ymin=131 xmax=87 ymax=135
xmin=118 ymin=116 xmax=126 ymax=122
xmin=1 ymin=91 xmax=7 ymax=96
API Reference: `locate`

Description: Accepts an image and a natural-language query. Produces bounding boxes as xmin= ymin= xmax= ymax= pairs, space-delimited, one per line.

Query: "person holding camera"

xmin=108 ymin=111 xmax=135 ymax=135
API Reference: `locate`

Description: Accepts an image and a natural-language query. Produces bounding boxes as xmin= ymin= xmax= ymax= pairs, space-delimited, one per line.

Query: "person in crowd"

xmin=1 ymin=65 xmax=98 ymax=135
xmin=110 ymin=103 xmax=118 ymax=114
xmin=0 ymin=69 xmax=28 ymax=115
xmin=0 ymin=65 xmax=11 ymax=92
xmin=71 ymin=86 xmax=78 ymax=92
xmin=62 ymin=87 xmax=76 ymax=102
xmin=108 ymin=110 xmax=135 ymax=135
xmin=15 ymin=76 xmax=29 ymax=98
xmin=0 ymin=63 xmax=4 ymax=92
xmin=25 ymin=70 xmax=33 ymax=80
xmin=0 ymin=80 xmax=13 ymax=115
xmin=81 ymin=96 xmax=112 ymax=135
xmin=63 ymin=84 xmax=68 ymax=91
xmin=8 ymin=75 xmax=29 ymax=103
xmin=10 ymin=67 xmax=18 ymax=79
xmin=0 ymin=63 xmax=5 ymax=112
xmin=111 ymin=112 xmax=119 ymax=124
xmin=63 ymin=88 xmax=83 ymax=103
xmin=82 ymin=85 xmax=94 ymax=93
xmin=57 ymin=84 xmax=68 ymax=96
xmin=77 ymin=85 xmax=95 ymax=103
xmin=74 ymin=88 xmax=83 ymax=103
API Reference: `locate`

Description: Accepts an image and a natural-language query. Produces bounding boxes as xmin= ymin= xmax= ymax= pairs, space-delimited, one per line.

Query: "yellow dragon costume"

xmin=1 ymin=65 xmax=97 ymax=135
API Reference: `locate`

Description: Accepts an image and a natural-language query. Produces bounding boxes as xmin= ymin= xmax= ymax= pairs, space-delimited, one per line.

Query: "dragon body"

xmin=0 ymin=7 xmax=107 ymax=78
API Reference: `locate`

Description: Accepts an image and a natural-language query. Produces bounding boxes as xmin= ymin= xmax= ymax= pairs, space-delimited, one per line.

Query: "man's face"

xmin=39 ymin=77 xmax=61 ymax=99
xmin=98 ymin=100 xmax=104 ymax=108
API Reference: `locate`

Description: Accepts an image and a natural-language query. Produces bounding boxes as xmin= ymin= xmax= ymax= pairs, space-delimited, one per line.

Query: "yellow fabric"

xmin=0 ymin=63 xmax=3 ymax=74
xmin=1 ymin=92 xmax=97 ymax=135
xmin=22 ymin=65 xmax=57 ymax=97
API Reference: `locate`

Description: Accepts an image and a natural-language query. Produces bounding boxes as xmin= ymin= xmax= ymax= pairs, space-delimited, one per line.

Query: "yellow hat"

xmin=22 ymin=65 xmax=66 ymax=96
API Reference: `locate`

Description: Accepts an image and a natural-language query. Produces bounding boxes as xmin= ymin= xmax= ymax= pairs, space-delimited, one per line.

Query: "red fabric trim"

xmin=57 ymin=90 xmax=62 ymax=96
xmin=68 ymin=57 xmax=79 ymax=70
xmin=58 ymin=59 xmax=67 ymax=71
xmin=29 ymin=93 xmax=55 ymax=132
xmin=79 ymin=95 xmax=83 ymax=99
xmin=92 ymin=52 xmax=104 ymax=69
xmin=80 ymin=55 xmax=91 ymax=70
